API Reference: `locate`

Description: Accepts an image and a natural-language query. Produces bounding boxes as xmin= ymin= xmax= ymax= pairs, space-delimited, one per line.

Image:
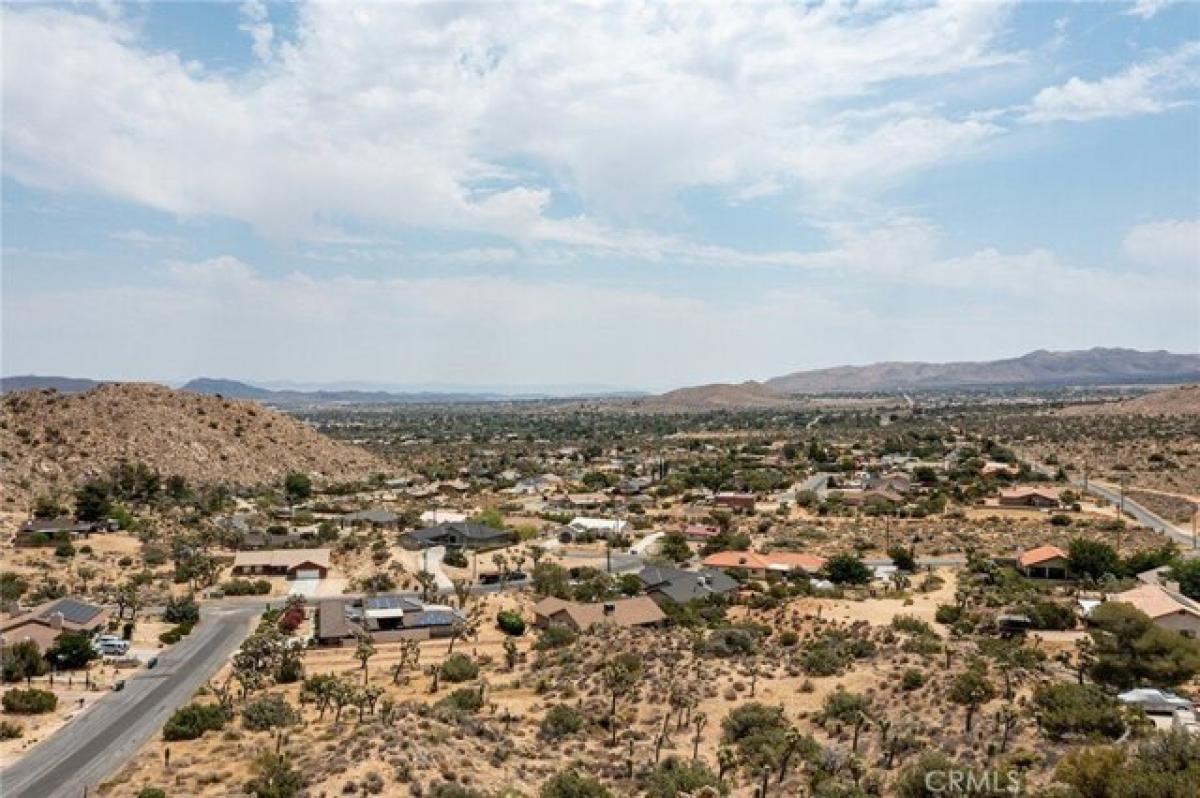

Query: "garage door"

xmin=294 ymin=569 xmax=322 ymax=580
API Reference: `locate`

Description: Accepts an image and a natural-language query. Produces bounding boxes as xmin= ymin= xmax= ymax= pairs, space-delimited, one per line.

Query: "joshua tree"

xmin=778 ymin=727 xmax=816 ymax=784
xmin=601 ymin=653 xmax=643 ymax=746
xmin=451 ymin=577 xmax=472 ymax=610
xmin=717 ymin=746 xmax=737 ymax=787
xmin=691 ymin=712 xmax=708 ymax=761
xmin=503 ymin=636 xmax=519 ymax=670
xmin=391 ymin=639 xmax=421 ymax=684
xmin=995 ymin=705 xmax=1020 ymax=755
xmin=950 ymin=667 xmax=996 ymax=733
xmin=354 ymin=631 xmax=376 ymax=684
xmin=415 ymin=571 xmax=437 ymax=603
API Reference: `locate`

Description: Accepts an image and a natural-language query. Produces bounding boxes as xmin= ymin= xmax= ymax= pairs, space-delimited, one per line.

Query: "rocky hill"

xmin=1060 ymin=384 xmax=1200 ymax=417
xmin=0 ymin=383 xmax=387 ymax=504
xmin=763 ymin=348 xmax=1200 ymax=394
xmin=641 ymin=381 xmax=794 ymax=410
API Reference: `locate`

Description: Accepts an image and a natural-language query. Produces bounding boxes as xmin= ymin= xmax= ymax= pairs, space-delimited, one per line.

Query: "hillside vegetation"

xmin=0 ymin=383 xmax=385 ymax=506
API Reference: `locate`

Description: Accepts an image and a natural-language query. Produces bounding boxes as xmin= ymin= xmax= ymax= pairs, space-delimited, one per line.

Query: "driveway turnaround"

xmin=0 ymin=604 xmax=259 ymax=798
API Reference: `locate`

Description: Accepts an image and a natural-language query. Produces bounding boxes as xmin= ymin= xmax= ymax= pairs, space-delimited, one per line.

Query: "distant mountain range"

xmin=0 ymin=375 xmax=646 ymax=403
xmin=4 ymin=348 xmax=1197 ymax=406
xmin=761 ymin=348 xmax=1200 ymax=394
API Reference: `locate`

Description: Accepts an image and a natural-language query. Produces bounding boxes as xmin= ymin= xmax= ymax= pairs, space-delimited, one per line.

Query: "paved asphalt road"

xmin=1025 ymin=454 xmax=1196 ymax=553
xmin=0 ymin=605 xmax=259 ymax=798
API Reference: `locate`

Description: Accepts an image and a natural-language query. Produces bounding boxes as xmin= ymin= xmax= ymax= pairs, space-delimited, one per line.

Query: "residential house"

xmin=532 ymin=596 xmax=666 ymax=632
xmin=315 ymin=595 xmax=462 ymax=646
xmin=713 ymin=492 xmax=756 ymax=511
xmin=636 ymin=566 xmax=738 ymax=605
xmin=231 ymin=549 xmax=331 ymax=580
xmin=701 ymin=550 xmax=827 ymax=578
xmin=999 ymin=487 xmax=1061 ymax=509
xmin=1107 ymin=583 xmax=1200 ymax=637
xmin=0 ymin=597 xmax=111 ymax=653
xmin=15 ymin=517 xmax=103 ymax=547
xmin=1018 ymin=546 xmax=1069 ymax=580
xmin=683 ymin=524 xmax=721 ymax=542
xmin=404 ymin=522 xmax=510 ymax=550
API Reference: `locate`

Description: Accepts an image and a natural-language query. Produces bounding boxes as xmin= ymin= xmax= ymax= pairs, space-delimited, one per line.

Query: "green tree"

xmin=1088 ymin=602 xmax=1200 ymax=689
xmin=46 ymin=632 xmax=99 ymax=669
xmin=74 ymin=480 xmax=112 ymax=523
xmin=1068 ymin=538 xmax=1121 ymax=580
xmin=1168 ymin=558 xmax=1200 ymax=600
xmin=0 ymin=572 xmax=28 ymax=603
xmin=658 ymin=533 xmax=693 ymax=563
xmin=1 ymin=640 xmax=48 ymax=683
xmin=282 ymin=472 xmax=312 ymax=505
xmin=823 ymin=553 xmax=871 ymax=585
xmin=1032 ymin=683 xmax=1125 ymax=741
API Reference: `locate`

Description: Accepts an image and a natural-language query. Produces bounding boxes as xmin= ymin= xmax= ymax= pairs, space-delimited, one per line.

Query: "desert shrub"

xmin=535 ymin=624 xmax=577 ymax=650
xmin=799 ymin=632 xmax=873 ymax=677
xmin=275 ymin=657 xmax=304 ymax=684
xmin=778 ymin=630 xmax=799 ymax=647
xmin=429 ymin=785 xmax=486 ymax=798
xmin=2 ymin=688 xmax=57 ymax=714
xmin=934 ymin=604 xmax=962 ymax=624
xmin=540 ymin=703 xmax=585 ymax=739
xmin=891 ymin=615 xmax=935 ymax=636
xmin=159 ymin=623 xmax=194 ymax=645
xmin=643 ymin=757 xmax=720 ymax=798
xmin=1033 ymin=683 xmax=1126 ymax=741
xmin=443 ymin=548 xmax=468 ymax=568
xmin=436 ymin=687 xmax=484 ymax=715
xmin=0 ymin=720 xmax=22 ymax=739
xmin=901 ymin=669 xmax=926 ymax=691
xmin=497 ymin=609 xmax=526 ymax=636
xmin=241 ymin=694 xmax=300 ymax=731
xmin=137 ymin=789 xmax=167 ymax=798
xmin=1021 ymin=599 xmax=1076 ymax=631
xmin=164 ymin=595 xmax=200 ymax=625
xmin=539 ymin=768 xmax=613 ymax=798
xmin=163 ymin=702 xmax=228 ymax=741
xmin=222 ymin=578 xmax=272 ymax=596
xmin=702 ymin=626 xmax=759 ymax=658
xmin=440 ymin=653 xmax=479 ymax=683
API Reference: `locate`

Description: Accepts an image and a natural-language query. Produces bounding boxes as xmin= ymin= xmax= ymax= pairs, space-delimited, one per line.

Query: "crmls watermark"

xmin=925 ymin=769 xmax=1022 ymax=795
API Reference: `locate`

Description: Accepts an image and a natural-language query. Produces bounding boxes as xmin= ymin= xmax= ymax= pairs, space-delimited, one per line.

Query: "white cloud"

xmin=1122 ymin=218 xmax=1200 ymax=269
xmin=1126 ymin=0 xmax=1176 ymax=20
xmin=239 ymin=0 xmax=274 ymax=62
xmin=1 ymin=2 xmax=1019 ymax=244
xmin=1024 ymin=42 xmax=1200 ymax=123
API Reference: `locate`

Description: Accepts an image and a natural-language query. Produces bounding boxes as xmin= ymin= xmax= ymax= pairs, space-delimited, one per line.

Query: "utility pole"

xmin=1193 ymin=503 xmax=1198 ymax=552
xmin=1119 ymin=475 xmax=1127 ymax=519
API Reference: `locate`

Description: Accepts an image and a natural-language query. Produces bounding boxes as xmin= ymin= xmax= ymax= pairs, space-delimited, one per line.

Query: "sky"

xmin=2 ymin=0 xmax=1198 ymax=392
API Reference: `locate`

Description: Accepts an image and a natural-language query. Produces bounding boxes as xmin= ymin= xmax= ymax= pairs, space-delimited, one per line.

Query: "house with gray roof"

xmin=636 ymin=565 xmax=738 ymax=605
xmin=403 ymin=522 xmax=510 ymax=550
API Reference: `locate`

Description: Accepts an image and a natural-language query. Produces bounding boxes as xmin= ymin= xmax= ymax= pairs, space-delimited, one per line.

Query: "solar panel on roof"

xmin=40 ymin=598 xmax=100 ymax=625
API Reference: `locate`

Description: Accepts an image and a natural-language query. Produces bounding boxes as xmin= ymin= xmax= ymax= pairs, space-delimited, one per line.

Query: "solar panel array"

xmin=39 ymin=598 xmax=101 ymax=625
